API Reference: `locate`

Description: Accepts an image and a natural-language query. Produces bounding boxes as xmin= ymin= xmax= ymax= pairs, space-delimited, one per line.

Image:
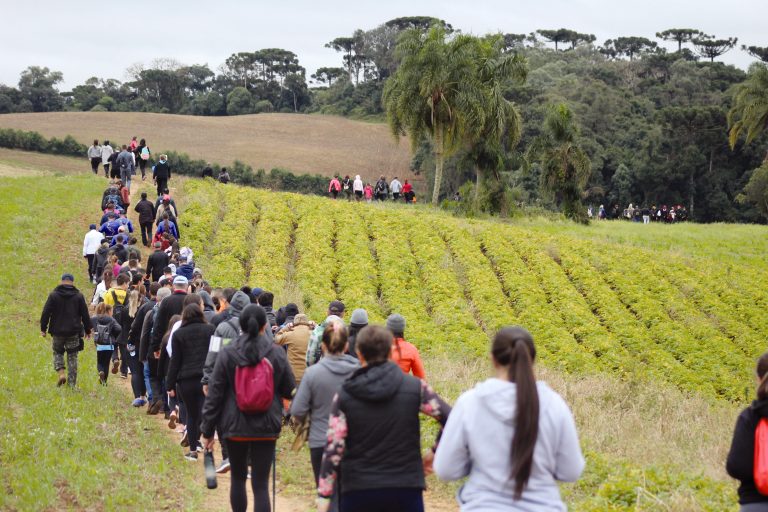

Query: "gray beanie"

xmin=386 ymin=313 xmax=406 ymax=334
xmin=350 ymin=308 xmax=369 ymax=326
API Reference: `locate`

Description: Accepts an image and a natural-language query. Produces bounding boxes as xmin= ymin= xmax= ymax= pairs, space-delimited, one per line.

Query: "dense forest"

xmin=1 ymin=17 xmax=766 ymax=222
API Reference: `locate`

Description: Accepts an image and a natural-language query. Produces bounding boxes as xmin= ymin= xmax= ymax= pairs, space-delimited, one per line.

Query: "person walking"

xmin=390 ymin=176 xmax=403 ymax=201
xmin=202 ymin=164 xmax=214 ymax=178
xmin=342 ymin=175 xmax=353 ymax=200
xmin=146 ymin=242 xmax=170 ymax=282
xmin=104 ymin=273 xmax=131 ymax=378
xmin=291 ymin=321 xmax=359 ymax=510
xmin=136 ymin=139 xmax=150 ymax=180
xmin=402 ymin=179 xmax=414 ymax=203
xmin=353 ymin=175 xmax=364 ymax=201
xmin=306 ymin=301 xmax=345 ymax=367
xmin=129 ymin=135 xmax=139 ymax=152
xmin=40 ymin=273 xmax=92 ymax=387
xmin=151 ymin=276 xmax=189 ymax=358
xmin=364 ymin=183 xmax=373 ymax=203
xmin=316 ymin=325 xmax=451 ymax=512
xmin=201 ymin=305 xmax=296 ymax=512
xmin=329 ymin=175 xmax=342 ymax=200
xmin=276 ymin=313 xmax=314 ymax=388
xmin=727 ymin=352 xmax=768 ymax=510
xmin=88 ymin=140 xmax=102 ymax=174
xmin=374 ymin=175 xmax=389 ymax=201
xmin=91 ymin=302 xmax=122 ymax=385
xmin=386 ymin=314 xmax=425 ymax=379
xmin=346 ymin=308 xmax=368 ymax=359
xmin=116 ymin=145 xmax=136 ymax=190
xmin=83 ymin=224 xmax=104 ymax=283
xmin=134 ymin=192 xmax=156 ymax=247
xmin=167 ymin=297 xmax=216 ymax=460
xmin=218 ymin=167 xmax=230 ymax=184
xmin=153 ymin=155 xmax=172 ymax=197
xmin=125 ymin=286 xmax=148 ymax=405
xmin=433 ymin=326 xmax=585 ymax=511
xmin=101 ymin=140 xmax=114 ymax=178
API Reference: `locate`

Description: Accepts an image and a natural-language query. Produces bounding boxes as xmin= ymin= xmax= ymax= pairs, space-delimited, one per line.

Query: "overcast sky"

xmin=1 ymin=0 xmax=764 ymax=89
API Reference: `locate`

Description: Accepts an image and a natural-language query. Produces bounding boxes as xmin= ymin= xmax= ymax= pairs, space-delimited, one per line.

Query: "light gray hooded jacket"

xmin=201 ymin=291 xmax=250 ymax=385
xmin=290 ymin=354 xmax=360 ymax=448
xmin=434 ymin=379 xmax=584 ymax=511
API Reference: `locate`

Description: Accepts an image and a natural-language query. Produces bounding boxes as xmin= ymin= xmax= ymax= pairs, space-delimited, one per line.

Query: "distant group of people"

xmin=590 ymin=203 xmax=689 ymax=223
xmin=328 ymin=175 xmax=416 ymax=204
xmin=201 ymin=163 xmax=231 ymax=184
xmin=87 ymin=136 xmax=173 ymax=196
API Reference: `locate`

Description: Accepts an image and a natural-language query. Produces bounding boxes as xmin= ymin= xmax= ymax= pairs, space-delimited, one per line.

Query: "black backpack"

xmin=111 ymin=291 xmax=130 ymax=335
xmin=94 ymin=322 xmax=113 ymax=346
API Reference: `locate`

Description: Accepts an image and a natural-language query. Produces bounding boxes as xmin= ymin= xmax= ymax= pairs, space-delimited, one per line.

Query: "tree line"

xmin=0 ymin=17 xmax=766 ymax=222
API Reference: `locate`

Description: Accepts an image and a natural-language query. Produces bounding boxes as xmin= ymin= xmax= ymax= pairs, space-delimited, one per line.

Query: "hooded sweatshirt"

xmin=201 ymin=291 xmax=250 ymax=385
xmin=198 ymin=291 xmax=217 ymax=322
xmin=40 ymin=284 xmax=91 ymax=337
xmin=433 ymin=379 xmax=585 ymax=512
xmin=316 ymin=361 xmax=451 ymax=497
xmin=200 ymin=332 xmax=295 ymax=440
xmin=727 ymin=398 xmax=768 ymax=504
xmin=290 ymin=354 xmax=360 ymax=448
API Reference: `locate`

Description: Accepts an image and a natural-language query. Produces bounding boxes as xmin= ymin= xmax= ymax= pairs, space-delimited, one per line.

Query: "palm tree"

xmin=728 ymin=63 xmax=768 ymax=150
xmin=466 ymin=36 xmax=527 ymax=206
xmin=526 ymin=103 xmax=592 ymax=222
xmin=383 ymin=26 xmax=486 ymax=205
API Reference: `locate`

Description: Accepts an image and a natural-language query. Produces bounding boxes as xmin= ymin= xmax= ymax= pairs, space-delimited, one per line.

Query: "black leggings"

xmin=96 ymin=349 xmax=113 ymax=380
xmin=228 ymin=440 xmax=275 ymax=512
xmin=341 ymin=488 xmax=423 ymax=512
xmin=178 ymin=378 xmax=204 ymax=451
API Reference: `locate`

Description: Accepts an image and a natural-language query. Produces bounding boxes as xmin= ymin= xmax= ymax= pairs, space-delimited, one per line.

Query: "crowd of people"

xmin=589 ymin=203 xmax=690 ymax=223
xmin=38 ymin=152 xmax=765 ymax=512
xmin=328 ymin=174 xmax=416 ymax=204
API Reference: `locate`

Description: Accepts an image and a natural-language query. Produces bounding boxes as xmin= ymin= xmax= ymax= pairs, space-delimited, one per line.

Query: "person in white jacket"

xmin=434 ymin=326 xmax=584 ymax=512
xmin=87 ymin=140 xmax=102 ymax=174
xmin=390 ymin=176 xmax=403 ymax=200
xmin=83 ymin=224 xmax=105 ymax=283
xmin=101 ymin=141 xmax=114 ymax=178
xmin=353 ymin=174 xmax=364 ymax=201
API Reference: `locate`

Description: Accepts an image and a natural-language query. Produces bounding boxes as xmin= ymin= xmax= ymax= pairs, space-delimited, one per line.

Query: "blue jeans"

xmin=143 ymin=361 xmax=153 ymax=402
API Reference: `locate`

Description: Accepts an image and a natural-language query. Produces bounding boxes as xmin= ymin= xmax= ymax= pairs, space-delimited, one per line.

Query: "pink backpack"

xmin=234 ymin=348 xmax=275 ymax=414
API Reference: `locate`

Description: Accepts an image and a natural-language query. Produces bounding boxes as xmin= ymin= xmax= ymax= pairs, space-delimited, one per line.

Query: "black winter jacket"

xmin=166 ymin=320 xmax=216 ymax=389
xmin=151 ymin=291 xmax=187 ymax=352
xmin=40 ymin=285 xmax=91 ymax=337
xmin=727 ymin=398 xmax=768 ymax=504
xmin=338 ymin=361 xmax=424 ymax=493
xmin=111 ymin=244 xmax=128 ymax=265
xmin=146 ymin=250 xmax=169 ymax=282
xmin=130 ymin=299 xmax=156 ymax=357
xmin=134 ymin=199 xmax=156 ymax=224
xmin=153 ymin=161 xmax=171 ymax=180
xmin=94 ymin=245 xmax=110 ymax=276
xmin=139 ymin=307 xmax=155 ymax=363
xmin=200 ymin=334 xmax=295 ymax=440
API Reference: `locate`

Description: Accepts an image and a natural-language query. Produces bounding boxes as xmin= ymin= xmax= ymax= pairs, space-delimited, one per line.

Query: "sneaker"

xmin=184 ymin=451 xmax=198 ymax=461
xmin=111 ymin=360 xmax=119 ymax=374
xmin=132 ymin=398 xmax=147 ymax=407
xmin=216 ymin=459 xmax=231 ymax=474
xmin=180 ymin=430 xmax=189 ymax=447
xmin=98 ymin=371 xmax=106 ymax=385
xmin=196 ymin=446 xmax=204 ymax=453
xmin=168 ymin=409 xmax=178 ymax=429
xmin=120 ymin=373 xmax=128 ymax=379
xmin=147 ymin=399 xmax=163 ymax=415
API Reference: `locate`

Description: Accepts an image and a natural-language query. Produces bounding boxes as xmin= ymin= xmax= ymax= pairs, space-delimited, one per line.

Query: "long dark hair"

xmin=492 ymin=326 xmax=538 ymax=500
xmin=180 ymin=303 xmax=204 ymax=327
xmin=240 ymin=304 xmax=267 ymax=360
xmin=757 ymin=352 xmax=768 ymax=400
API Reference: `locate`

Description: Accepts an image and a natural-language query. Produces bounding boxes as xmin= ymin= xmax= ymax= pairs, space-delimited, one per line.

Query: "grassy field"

xmin=1 ymin=147 xmax=762 ymax=510
xmin=0 ymin=112 xmax=415 ymax=181
xmin=0 ymin=166 xmax=203 ymax=510
xmin=178 ymin=178 xmax=768 ymax=510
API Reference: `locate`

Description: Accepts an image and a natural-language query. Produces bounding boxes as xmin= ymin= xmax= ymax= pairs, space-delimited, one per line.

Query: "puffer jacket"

xmin=200 ymin=333 xmax=295 ymax=440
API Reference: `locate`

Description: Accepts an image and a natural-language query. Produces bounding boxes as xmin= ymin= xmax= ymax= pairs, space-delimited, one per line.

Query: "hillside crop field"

xmin=181 ymin=178 xmax=768 ymax=510
xmin=2 ymin=148 xmax=766 ymax=510
xmin=0 ymin=112 xmax=414 ymax=180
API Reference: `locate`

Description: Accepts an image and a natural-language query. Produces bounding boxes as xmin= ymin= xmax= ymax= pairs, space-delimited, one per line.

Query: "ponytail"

xmin=322 ymin=321 xmax=348 ymax=354
xmin=492 ymin=327 xmax=539 ymax=500
xmin=757 ymin=352 xmax=768 ymax=400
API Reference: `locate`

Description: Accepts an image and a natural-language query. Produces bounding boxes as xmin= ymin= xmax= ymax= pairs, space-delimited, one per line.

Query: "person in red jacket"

xmin=386 ymin=314 xmax=425 ymax=379
xmin=402 ymin=180 xmax=414 ymax=204
xmin=328 ymin=176 xmax=341 ymax=200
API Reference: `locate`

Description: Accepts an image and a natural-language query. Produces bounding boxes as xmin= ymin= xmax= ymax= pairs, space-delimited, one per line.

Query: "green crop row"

xmin=293 ymin=197 xmax=337 ymax=320
xmin=248 ymin=190 xmax=295 ymax=293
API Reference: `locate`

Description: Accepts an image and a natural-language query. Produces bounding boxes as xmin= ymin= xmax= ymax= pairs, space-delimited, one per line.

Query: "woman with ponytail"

xmin=434 ymin=326 xmax=584 ymax=511
xmin=201 ymin=304 xmax=295 ymax=512
xmin=727 ymin=352 xmax=768 ymax=510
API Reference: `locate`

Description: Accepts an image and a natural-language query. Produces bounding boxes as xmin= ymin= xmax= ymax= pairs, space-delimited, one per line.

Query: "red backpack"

xmin=234 ymin=348 xmax=275 ymax=414
xmin=755 ymin=418 xmax=768 ymax=494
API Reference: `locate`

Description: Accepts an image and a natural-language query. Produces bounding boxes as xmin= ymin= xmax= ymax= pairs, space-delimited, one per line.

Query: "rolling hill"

xmin=0 ymin=112 xmax=414 ymax=181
